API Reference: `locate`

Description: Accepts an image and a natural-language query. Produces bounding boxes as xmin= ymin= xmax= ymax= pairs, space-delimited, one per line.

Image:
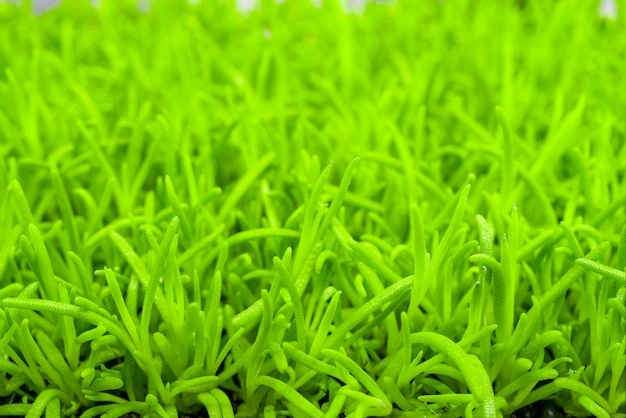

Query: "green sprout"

xmin=0 ymin=0 xmax=624 ymax=417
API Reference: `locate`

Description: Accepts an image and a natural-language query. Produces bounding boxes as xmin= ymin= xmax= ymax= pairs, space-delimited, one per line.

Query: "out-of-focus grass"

xmin=0 ymin=0 xmax=624 ymax=417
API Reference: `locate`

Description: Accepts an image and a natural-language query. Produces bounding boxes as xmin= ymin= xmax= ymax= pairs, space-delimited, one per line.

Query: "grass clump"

xmin=0 ymin=0 xmax=624 ymax=417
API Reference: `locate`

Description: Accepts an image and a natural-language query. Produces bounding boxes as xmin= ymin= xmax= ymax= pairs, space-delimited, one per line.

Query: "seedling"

xmin=0 ymin=0 xmax=623 ymax=417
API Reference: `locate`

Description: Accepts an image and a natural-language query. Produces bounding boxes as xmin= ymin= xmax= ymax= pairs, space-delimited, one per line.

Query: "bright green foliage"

xmin=0 ymin=0 xmax=624 ymax=417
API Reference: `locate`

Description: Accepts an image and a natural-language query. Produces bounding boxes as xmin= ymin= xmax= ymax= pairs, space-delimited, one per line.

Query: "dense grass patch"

xmin=0 ymin=0 xmax=624 ymax=416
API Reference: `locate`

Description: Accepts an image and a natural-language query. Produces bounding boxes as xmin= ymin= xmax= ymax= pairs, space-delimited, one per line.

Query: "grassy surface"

xmin=0 ymin=0 xmax=624 ymax=417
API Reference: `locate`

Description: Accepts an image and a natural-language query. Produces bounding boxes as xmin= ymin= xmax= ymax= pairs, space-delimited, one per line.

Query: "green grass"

xmin=0 ymin=0 xmax=624 ymax=417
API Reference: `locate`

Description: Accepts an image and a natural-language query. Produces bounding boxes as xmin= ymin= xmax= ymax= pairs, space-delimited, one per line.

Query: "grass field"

xmin=0 ymin=0 xmax=624 ymax=417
